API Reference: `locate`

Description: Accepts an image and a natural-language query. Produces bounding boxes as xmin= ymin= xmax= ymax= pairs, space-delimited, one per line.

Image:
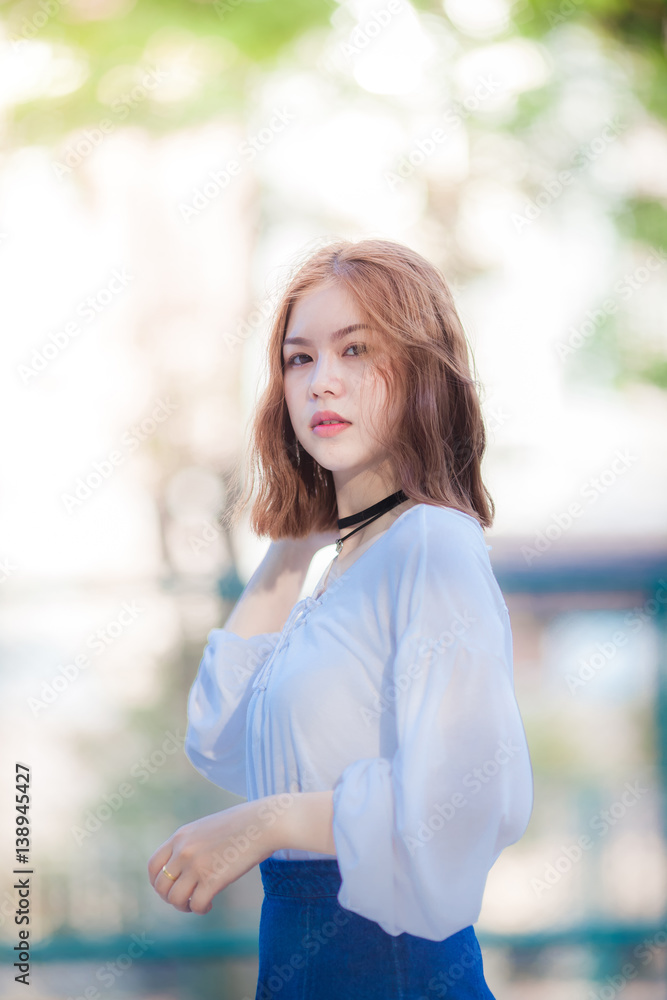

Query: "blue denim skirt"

xmin=255 ymin=858 xmax=496 ymax=1000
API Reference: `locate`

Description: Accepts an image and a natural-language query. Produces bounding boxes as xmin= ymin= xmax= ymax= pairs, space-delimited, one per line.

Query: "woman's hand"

xmin=147 ymin=795 xmax=288 ymax=915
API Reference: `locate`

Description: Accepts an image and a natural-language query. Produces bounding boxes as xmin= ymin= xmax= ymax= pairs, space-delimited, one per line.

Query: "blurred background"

xmin=1 ymin=0 xmax=666 ymax=997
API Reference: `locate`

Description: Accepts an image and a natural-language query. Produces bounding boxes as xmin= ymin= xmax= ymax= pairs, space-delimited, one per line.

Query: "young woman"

xmin=148 ymin=237 xmax=534 ymax=999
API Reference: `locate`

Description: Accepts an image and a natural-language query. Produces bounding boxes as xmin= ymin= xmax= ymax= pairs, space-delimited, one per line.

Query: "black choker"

xmin=335 ymin=490 xmax=408 ymax=554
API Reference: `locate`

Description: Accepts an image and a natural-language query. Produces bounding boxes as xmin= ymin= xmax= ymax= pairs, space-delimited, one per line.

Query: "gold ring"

xmin=161 ymin=865 xmax=177 ymax=881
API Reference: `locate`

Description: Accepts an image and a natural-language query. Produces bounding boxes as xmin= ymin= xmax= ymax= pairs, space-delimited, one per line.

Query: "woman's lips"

xmin=311 ymin=421 xmax=351 ymax=438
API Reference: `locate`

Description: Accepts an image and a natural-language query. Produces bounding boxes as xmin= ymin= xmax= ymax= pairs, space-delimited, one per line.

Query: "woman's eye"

xmin=284 ymin=343 xmax=366 ymax=367
xmin=285 ymin=353 xmax=310 ymax=367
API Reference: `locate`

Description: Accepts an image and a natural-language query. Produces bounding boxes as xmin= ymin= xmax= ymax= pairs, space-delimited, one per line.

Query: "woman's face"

xmin=282 ymin=281 xmax=396 ymax=480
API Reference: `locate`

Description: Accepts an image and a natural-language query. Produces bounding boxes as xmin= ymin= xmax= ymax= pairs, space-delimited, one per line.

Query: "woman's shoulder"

xmin=390 ymin=503 xmax=505 ymax=638
xmin=394 ymin=502 xmax=486 ymax=552
xmin=390 ymin=502 xmax=494 ymax=594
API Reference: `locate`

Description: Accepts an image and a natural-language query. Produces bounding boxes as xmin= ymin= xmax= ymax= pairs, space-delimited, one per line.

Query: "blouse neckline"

xmin=301 ymin=502 xmax=483 ymax=613
xmin=309 ymin=503 xmax=419 ymax=603
xmin=312 ymin=501 xmax=481 ymax=602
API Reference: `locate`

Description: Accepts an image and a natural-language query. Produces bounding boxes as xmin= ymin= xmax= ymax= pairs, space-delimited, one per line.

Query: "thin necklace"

xmin=334 ymin=489 xmax=408 ymax=555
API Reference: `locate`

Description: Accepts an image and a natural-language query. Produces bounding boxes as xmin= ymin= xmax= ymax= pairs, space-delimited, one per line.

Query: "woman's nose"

xmin=309 ymin=354 xmax=343 ymax=395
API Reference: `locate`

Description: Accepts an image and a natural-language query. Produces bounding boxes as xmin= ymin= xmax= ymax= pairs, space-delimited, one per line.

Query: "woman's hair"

xmin=223 ymin=236 xmax=495 ymax=539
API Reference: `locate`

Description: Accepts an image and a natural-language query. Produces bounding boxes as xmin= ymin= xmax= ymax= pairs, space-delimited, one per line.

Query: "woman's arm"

xmin=272 ymin=791 xmax=336 ymax=856
xmin=148 ymin=790 xmax=337 ymax=915
xmin=224 ymin=531 xmax=337 ymax=639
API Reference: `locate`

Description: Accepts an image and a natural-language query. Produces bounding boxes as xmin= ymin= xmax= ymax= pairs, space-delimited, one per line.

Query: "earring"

xmin=295 ymin=439 xmax=301 ymax=466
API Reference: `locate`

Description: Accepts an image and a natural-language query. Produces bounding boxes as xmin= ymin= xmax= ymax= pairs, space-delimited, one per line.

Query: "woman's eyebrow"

xmin=283 ymin=323 xmax=369 ymax=347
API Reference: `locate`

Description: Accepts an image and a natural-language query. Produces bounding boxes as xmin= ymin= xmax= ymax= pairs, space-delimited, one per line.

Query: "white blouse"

xmin=184 ymin=503 xmax=534 ymax=940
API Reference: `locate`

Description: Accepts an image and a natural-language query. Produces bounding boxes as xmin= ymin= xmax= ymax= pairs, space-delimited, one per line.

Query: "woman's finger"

xmin=147 ymin=841 xmax=176 ymax=888
xmin=153 ymin=860 xmax=181 ymax=900
xmin=188 ymin=884 xmax=214 ymax=915
xmin=150 ymin=855 xmax=200 ymax=913
xmin=163 ymin=869 xmax=199 ymax=913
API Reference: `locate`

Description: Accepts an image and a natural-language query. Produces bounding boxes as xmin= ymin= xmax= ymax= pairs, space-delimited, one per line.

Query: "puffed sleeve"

xmin=331 ymin=513 xmax=534 ymax=940
xmin=184 ymin=627 xmax=282 ymax=797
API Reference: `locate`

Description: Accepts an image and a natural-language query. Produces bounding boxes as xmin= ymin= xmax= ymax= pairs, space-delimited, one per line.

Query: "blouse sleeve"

xmin=331 ymin=517 xmax=534 ymax=940
xmin=184 ymin=627 xmax=282 ymax=797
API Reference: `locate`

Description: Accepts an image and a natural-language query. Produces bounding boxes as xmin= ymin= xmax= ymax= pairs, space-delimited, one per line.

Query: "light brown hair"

xmin=224 ymin=237 xmax=495 ymax=539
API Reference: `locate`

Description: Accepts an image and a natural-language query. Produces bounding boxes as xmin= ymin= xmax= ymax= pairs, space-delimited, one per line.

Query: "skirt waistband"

xmin=259 ymin=858 xmax=342 ymax=897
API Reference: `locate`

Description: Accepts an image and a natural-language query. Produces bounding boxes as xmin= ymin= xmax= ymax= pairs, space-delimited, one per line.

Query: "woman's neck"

xmin=337 ymin=497 xmax=418 ymax=558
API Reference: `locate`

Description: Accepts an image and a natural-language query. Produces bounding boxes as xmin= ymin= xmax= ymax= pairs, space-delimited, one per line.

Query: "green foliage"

xmin=6 ymin=0 xmax=337 ymax=141
xmin=9 ymin=0 xmax=337 ymax=62
xmin=4 ymin=0 xmax=665 ymax=393
xmin=615 ymin=198 xmax=667 ymax=252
